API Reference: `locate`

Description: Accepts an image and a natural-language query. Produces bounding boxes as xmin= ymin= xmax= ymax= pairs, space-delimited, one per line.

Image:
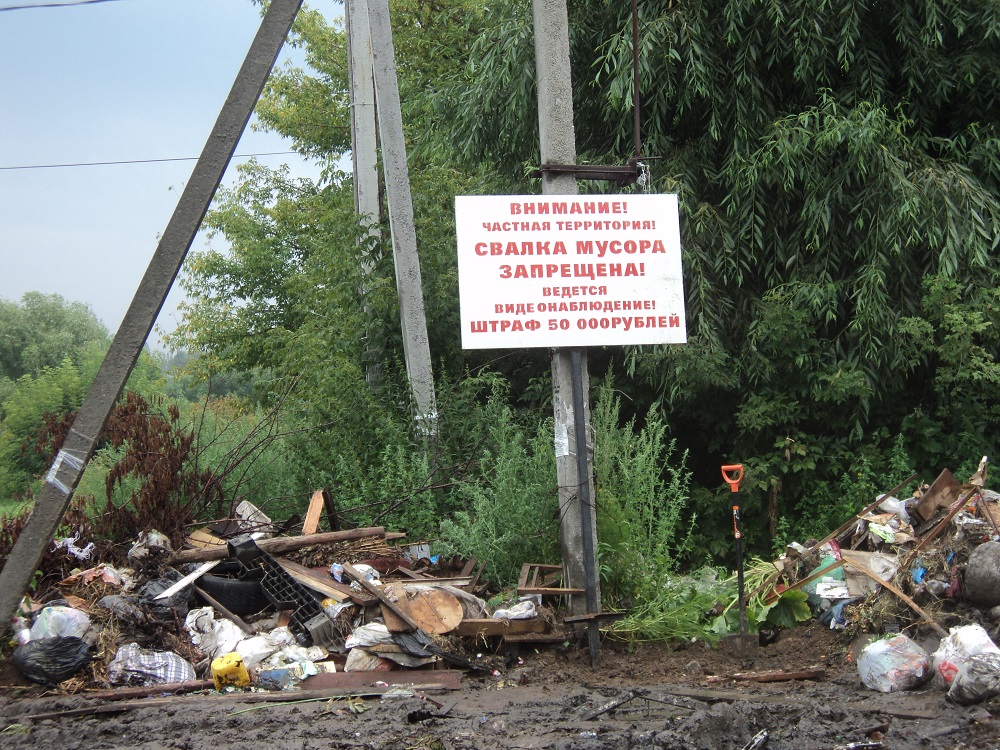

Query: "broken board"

xmin=380 ymin=584 xmax=463 ymax=634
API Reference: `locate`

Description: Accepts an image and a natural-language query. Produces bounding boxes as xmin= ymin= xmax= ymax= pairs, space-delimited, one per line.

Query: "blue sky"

xmin=0 ymin=0 xmax=333 ymax=347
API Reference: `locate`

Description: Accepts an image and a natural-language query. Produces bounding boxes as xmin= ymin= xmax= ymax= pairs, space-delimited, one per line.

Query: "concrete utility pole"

xmin=345 ymin=0 xmax=383 ymax=388
xmin=531 ymin=0 xmax=601 ymax=631
xmin=361 ymin=0 xmax=439 ymax=437
xmin=0 ymin=0 xmax=305 ymax=633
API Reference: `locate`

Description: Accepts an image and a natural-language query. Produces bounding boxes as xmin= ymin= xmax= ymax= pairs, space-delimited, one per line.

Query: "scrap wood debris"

xmin=755 ymin=458 xmax=1000 ymax=633
xmin=3 ymin=497 xmax=567 ymax=698
xmin=705 ymin=666 xmax=827 ymax=684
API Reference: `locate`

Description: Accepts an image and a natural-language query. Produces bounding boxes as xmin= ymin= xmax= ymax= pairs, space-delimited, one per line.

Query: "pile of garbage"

xmin=754 ymin=457 xmax=1000 ymax=703
xmin=6 ymin=498 xmax=566 ymax=695
xmin=9 ymin=457 xmax=1000 ymax=704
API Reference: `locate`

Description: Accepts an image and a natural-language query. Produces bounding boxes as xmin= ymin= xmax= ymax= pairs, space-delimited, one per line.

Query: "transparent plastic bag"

xmin=947 ymin=652 xmax=1000 ymax=705
xmin=858 ymin=634 xmax=931 ymax=692
xmin=29 ymin=605 xmax=91 ymax=640
xmin=932 ymin=624 xmax=1000 ymax=688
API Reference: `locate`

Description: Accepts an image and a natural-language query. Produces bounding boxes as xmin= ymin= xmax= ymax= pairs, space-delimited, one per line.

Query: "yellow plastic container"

xmin=211 ymin=652 xmax=250 ymax=690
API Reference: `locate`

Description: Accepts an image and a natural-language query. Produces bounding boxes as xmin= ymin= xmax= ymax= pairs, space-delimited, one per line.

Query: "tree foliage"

xmin=429 ymin=0 xmax=1000 ymax=537
xmin=0 ymin=293 xmax=107 ymax=396
xmin=167 ymin=0 xmax=1000 ymax=561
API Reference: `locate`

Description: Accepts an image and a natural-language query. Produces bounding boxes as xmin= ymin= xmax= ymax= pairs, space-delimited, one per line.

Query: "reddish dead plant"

xmin=100 ymin=392 xmax=226 ymax=550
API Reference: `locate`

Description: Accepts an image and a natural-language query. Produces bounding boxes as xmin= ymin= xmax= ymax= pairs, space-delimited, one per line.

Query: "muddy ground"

xmin=0 ymin=623 xmax=997 ymax=750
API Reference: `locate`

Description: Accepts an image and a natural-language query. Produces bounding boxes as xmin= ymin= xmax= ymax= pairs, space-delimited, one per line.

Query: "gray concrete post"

xmin=366 ymin=0 xmax=439 ymax=436
xmin=345 ymin=0 xmax=385 ymax=388
xmin=531 ymin=0 xmax=601 ymax=616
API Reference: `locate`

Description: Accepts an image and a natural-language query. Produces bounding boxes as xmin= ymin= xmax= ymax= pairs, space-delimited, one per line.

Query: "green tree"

xmin=170 ymin=0 xmax=1000 ymax=561
xmin=0 ymin=357 xmax=86 ymax=499
xmin=0 ymin=292 xmax=108 ymax=382
xmin=430 ymin=0 xmax=1000 ymax=545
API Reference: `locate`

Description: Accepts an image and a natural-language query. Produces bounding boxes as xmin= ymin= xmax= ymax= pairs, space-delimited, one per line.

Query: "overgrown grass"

xmin=589 ymin=382 xmax=725 ymax=642
xmin=438 ymin=388 xmax=559 ymax=587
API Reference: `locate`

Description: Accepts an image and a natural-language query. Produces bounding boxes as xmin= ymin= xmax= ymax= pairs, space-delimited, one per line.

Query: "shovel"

xmin=721 ymin=464 xmax=757 ymax=659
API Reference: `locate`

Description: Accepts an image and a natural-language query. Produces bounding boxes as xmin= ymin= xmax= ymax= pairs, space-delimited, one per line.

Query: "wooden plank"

xmin=186 ymin=528 xmax=226 ymax=549
xmin=640 ymin=686 xmax=938 ymax=720
xmin=395 ymin=587 xmax=463 ymax=634
xmin=343 ymin=562 xmax=419 ymax=631
xmin=397 ymin=577 xmax=473 ymax=588
xmin=564 ymin=611 xmax=627 ymax=624
xmin=275 ymin=557 xmax=348 ymax=602
xmin=517 ymin=587 xmax=584 ymax=596
xmin=381 ymin=603 xmax=411 ymax=632
xmin=453 ymin=618 xmax=549 ymax=637
xmin=26 ymin=682 xmax=458 ymax=719
xmin=466 ymin=560 xmax=485 ymax=592
xmin=377 ymin=584 xmax=462 ymax=633
xmin=913 ymin=468 xmax=959 ymax=524
xmin=167 ymin=527 xmax=387 ymax=564
xmin=302 ymin=490 xmax=326 ymax=535
xmin=763 ymin=558 xmax=846 ymax=605
xmin=516 ymin=563 xmax=545 ymax=590
xmin=980 ymin=500 xmax=1000 ymax=536
xmin=153 ymin=560 xmax=221 ymax=600
xmin=396 ymin=566 xmax=428 ymax=580
xmin=193 ymin=584 xmax=254 ymax=633
xmin=706 ymin=666 xmax=826 ymax=684
xmin=503 ymin=633 xmax=568 ymax=643
xmin=459 ymin=556 xmax=477 ymax=578
xmin=321 ymin=487 xmax=340 ymax=531
xmin=820 ymin=472 xmax=920 ymax=548
xmin=901 ymin=486 xmax=980 ymax=572
xmin=76 ymin=679 xmax=215 ymax=701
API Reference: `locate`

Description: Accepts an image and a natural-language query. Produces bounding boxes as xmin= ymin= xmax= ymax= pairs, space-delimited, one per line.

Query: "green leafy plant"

xmin=613 ymin=567 xmax=732 ymax=644
xmin=712 ymin=557 xmax=812 ymax=636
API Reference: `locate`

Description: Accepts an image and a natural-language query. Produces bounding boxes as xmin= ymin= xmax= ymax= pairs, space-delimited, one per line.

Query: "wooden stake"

xmin=302 ymin=490 xmax=326 ymax=535
xmin=167 ymin=527 xmax=387 ymax=564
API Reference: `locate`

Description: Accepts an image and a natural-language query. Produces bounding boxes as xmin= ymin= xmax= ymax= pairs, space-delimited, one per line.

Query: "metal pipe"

xmin=570 ymin=347 xmax=601 ymax=665
xmin=631 ymin=0 xmax=642 ymax=159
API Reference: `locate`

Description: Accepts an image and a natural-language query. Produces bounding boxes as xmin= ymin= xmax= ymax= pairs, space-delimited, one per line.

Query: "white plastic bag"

xmin=235 ymin=627 xmax=296 ymax=667
xmin=931 ymin=624 xmax=1000 ymax=689
xmin=877 ymin=494 xmax=910 ymax=524
xmin=345 ymin=647 xmax=392 ymax=672
xmin=345 ymin=622 xmax=395 ymax=649
xmin=184 ymin=606 xmax=243 ymax=660
xmin=492 ymin=600 xmax=537 ymax=620
xmin=858 ymin=634 xmax=931 ymax=692
xmin=29 ymin=605 xmax=91 ymax=640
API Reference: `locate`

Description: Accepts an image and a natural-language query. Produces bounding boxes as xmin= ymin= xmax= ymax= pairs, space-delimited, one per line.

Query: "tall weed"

xmin=591 ymin=381 xmax=719 ymax=641
xmin=592 ymin=382 xmax=694 ymax=602
xmin=438 ymin=390 xmax=559 ymax=587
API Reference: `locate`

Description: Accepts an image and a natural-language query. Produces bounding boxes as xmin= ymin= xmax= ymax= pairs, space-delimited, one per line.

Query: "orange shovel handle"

xmin=721 ymin=464 xmax=743 ymax=493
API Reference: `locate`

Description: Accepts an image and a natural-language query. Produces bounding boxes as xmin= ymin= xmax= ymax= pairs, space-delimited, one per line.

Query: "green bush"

xmin=439 ymin=389 xmax=559 ymax=587
xmin=592 ymin=381 xmax=695 ymax=602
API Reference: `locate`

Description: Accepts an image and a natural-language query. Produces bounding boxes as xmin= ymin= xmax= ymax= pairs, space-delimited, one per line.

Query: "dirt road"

xmin=0 ymin=624 xmax=997 ymax=749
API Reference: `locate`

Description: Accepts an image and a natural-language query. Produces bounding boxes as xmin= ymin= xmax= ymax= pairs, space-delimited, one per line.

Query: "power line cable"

xmin=0 ymin=151 xmax=301 ymax=171
xmin=0 ymin=0 xmax=125 ymax=11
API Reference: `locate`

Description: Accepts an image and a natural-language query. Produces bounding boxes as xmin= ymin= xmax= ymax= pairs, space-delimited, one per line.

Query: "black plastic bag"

xmin=13 ymin=636 xmax=92 ymax=686
xmin=138 ymin=570 xmax=192 ymax=622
